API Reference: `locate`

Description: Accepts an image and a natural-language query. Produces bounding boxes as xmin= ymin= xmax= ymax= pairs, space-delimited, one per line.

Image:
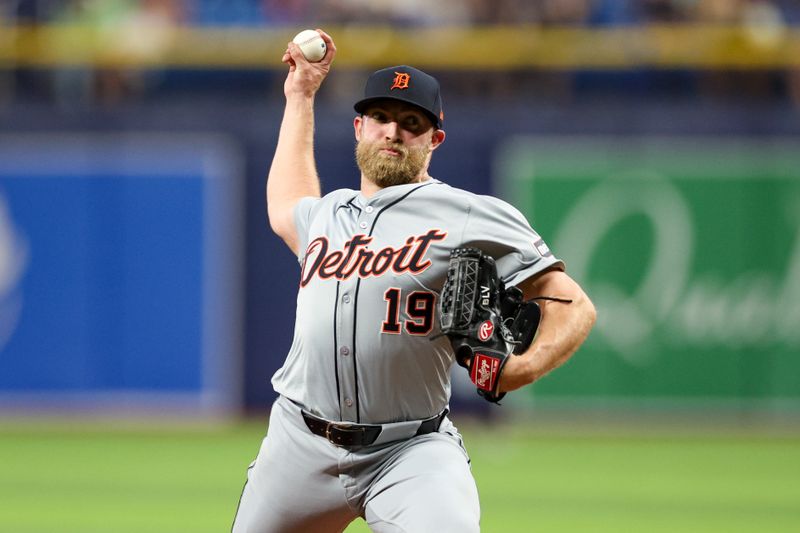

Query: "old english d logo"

xmin=391 ymin=72 xmax=410 ymax=90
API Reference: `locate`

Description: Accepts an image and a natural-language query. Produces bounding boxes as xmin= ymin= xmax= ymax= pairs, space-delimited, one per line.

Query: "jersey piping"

xmin=332 ymin=281 xmax=343 ymax=421
xmin=351 ymin=180 xmax=438 ymax=423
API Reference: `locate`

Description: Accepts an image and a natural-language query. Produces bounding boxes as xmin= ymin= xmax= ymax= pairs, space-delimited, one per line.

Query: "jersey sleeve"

xmin=293 ymin=196 xmax=322 ymax=263
xmin=460 ymin=194 xmax=565 ymax=287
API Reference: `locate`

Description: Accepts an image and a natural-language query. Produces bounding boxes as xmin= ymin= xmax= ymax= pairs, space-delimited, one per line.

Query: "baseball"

xmin=292 ymin=29 xmax=327 ymax=62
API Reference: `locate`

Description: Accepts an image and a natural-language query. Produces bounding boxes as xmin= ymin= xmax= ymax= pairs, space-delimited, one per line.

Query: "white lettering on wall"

xmin=0 ymin=192 xmax=28 ymax=353
xmin=553 ymin=171 xmax=800 ymax=365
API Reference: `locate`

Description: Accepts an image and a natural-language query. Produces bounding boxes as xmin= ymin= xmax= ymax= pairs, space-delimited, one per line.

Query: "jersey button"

xmin=365 ymin=205 xmax=374 ymax=213
xmin=340 ymin=346 xmax=350 ymax=356
xmin=359 ymin=221 xmax=368 ymax=229
xmin=345 ymin=398 xmax=353 ymax=407
xmin=343 ymin=294 xmax=351 ymax=304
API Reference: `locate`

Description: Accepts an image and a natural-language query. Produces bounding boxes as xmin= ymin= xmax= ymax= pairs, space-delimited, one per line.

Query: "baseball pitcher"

xmin=232 ymin=29 xmax=596 ymax=532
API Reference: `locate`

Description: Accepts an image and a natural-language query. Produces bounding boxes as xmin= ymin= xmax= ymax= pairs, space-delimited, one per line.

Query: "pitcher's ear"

xmin=430 ymin=129 xmax=446 ymax=149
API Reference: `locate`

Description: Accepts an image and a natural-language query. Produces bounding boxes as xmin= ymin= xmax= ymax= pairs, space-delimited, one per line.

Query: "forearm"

xmin=500 ymin=294 xmax=595 ymax=392
xmin=499 ymin=271 xmax=596 ymax=393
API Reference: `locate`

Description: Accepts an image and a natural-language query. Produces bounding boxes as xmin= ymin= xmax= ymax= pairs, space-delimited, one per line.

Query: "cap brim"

xmin=354 ymin=96 xmax=441 ymax=129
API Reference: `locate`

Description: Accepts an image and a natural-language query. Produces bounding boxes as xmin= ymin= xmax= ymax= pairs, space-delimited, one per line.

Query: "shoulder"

xmin=321 ymin=188 xmax=359 ymax=203
xmin=294 ymin=189 xmax=360 ymax=232
xmin=434 ymin=180 xmax=516 ymax=205
xmin=300 ymin=188 xmax=359 ymax=213
xmin=432 ymin=181 xmax=524 ymax=219
xmin=420 ymin=180 xmax=482 ymax=208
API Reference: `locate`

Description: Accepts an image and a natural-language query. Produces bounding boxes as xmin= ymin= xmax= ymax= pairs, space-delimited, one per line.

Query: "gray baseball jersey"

xmin=271 ymin=178 xmax=564 ymax=424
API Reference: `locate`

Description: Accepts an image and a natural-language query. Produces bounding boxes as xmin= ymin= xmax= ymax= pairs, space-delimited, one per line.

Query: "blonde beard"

xmin=355 ymin=139 xmax=430 ymax=188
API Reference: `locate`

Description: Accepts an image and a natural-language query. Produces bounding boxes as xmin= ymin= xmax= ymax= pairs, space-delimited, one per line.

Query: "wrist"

xmin=499 ymin=355 xmax=533 ymax=393
xmin=285 ymin=92 xmax=316 ymax=106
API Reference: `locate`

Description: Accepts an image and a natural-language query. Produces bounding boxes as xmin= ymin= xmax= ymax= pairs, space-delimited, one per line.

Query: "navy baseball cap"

xmin=354 ymin=65 xmax=444 ymax=129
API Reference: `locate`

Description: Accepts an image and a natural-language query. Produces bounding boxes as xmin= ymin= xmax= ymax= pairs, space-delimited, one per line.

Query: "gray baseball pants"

xmin=232 ymin=395 xmax=480 ymax=532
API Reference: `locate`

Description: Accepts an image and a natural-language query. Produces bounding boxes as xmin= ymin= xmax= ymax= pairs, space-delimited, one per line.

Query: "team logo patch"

xmin=391 ymin=72 xmax=410 ymax=90
xmin=534 ymin=238 xmax=552 ymax=257
xmin=471 ymin=354 xmax=500 ymax=391
xmin=478 ymin=319 xmax=494 ymax=341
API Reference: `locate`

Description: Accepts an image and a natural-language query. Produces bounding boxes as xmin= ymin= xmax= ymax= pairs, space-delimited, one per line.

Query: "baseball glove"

xmin=438 ymin=247 xmax=544 ymax=403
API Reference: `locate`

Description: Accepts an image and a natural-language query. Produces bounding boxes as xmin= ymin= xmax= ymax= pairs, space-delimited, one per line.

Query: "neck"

xmin=360 ymin=173 xmax=431 ymax=198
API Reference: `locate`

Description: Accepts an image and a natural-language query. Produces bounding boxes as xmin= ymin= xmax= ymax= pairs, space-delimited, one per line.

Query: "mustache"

xmin=374 ymin=141 xmax=408 ymax=156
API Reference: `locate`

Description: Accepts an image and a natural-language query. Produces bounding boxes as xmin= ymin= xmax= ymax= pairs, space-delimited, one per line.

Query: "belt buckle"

xmin=325 ymin=422 xmax=366 ymax=446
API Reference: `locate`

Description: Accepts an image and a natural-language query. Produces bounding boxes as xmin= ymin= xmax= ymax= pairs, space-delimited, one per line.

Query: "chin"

xmin=370 ymin=173 xmax=415 ymax=188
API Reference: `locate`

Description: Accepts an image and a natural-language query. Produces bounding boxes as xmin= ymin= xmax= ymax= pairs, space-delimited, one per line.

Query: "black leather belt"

xmin=301 ymin=410 xmax=447 ymax=448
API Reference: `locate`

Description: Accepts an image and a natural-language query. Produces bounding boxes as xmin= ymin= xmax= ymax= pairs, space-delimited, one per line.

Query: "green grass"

xmin=0 ymin=418 xmax=798 ymax=532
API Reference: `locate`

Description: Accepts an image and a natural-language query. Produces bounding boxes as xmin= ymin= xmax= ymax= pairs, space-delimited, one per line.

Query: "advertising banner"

xmin=0 ymin=134 xmax=243 ymax=413
xmin=496 ymin=137 xmax=800 ymax=410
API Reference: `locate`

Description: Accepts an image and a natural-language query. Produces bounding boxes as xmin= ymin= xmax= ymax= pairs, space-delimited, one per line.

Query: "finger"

xmin=282 ymin=54 xmax=296 ymax=70
xmin=286 ymin=42 xmax=309 ymax=66
xmin=315 ymin=28 xmax=337 ymax=57
xmin=315 ymin=28 xmax=334 ymax=48
xmin=281 ymin=43 xmax=291 ymax=65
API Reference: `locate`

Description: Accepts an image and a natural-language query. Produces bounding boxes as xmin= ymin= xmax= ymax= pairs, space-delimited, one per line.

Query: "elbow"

xmin=579 ymin=290 xmax=598 ymax=336
xmin=266 ymin=201 xmax=291 ymax=237
xmin=267 ymin=205 xmax=300 ymax=254
xmin=266 ymin=205 xmax=280 ymax=233
xmin=585 ymin=294 xmax=598 ymax=329
xmin=266 ymin=208 xmax=285 ymax=236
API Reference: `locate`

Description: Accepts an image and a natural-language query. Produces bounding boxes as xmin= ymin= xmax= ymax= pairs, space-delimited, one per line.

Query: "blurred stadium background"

xmin=1 ymin=0 xmax=799 ymax=531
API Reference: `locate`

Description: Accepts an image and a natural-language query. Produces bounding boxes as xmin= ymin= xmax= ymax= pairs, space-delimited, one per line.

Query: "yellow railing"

xmin=1 ymin=24 xmax=799 ymax=69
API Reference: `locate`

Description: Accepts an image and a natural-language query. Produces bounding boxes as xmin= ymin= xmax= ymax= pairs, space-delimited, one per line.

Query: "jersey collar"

xmin=355 ymin=178 xmax=442 ymax=209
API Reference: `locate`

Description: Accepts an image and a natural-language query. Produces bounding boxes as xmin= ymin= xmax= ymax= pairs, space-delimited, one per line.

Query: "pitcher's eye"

xmin=401 ymin=115 xmax=422 ymax=132
xmin=369 ymin=111 xmax=388 ymax=123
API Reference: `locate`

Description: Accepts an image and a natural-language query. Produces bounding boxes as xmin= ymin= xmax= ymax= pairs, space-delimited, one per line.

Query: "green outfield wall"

xmin=495 ymin=137 xmax=800 ymax=411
